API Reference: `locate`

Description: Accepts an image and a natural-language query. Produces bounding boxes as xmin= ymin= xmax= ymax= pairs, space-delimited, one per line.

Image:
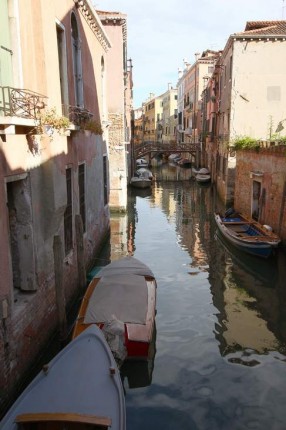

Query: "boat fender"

xmin=102 ymin=316 xmax=127 ymax=364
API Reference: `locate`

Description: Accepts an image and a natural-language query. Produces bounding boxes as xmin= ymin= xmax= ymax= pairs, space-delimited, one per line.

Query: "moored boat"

xmin=136 ymin=158 xmax=148 ymax=167
xmin=214 ymin=212 xmax=281 ymax=258
xmin=136 ymin=167 xmax=153 ymax=179
xmin=177 ymin=158 xmax=192 ymax=167
xmin=73 ymin=256 xmax=157 ymax=361
xmin=192 ymin=167 xmax=209 ymax=175
xmin=130 ymin=176 xmax=152 ymax=189
xmin=195 ymin=173 xmax=211 ymax=183
xmin=0 ymin=325 xmax=126 ymax=430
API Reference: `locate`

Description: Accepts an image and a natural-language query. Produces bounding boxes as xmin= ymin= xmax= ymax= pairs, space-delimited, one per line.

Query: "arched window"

xmin=101 ymin=55 xmax=106 ymax=119
xmin=71 ymin=12 xmax=83 ymax=106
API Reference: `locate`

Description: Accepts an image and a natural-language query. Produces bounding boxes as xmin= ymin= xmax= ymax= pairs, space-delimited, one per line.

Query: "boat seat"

xmin=222 ymin=221 xmax=249 ymax=225
xmin=15 ymin=412 xmax=111 ymax=430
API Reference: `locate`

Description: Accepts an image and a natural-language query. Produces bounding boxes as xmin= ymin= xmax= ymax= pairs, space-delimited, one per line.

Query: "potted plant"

xmin=36 ymin=107 xmax=70 ymax=137
xmin=82 ymin=119 xmax=103 ymax=136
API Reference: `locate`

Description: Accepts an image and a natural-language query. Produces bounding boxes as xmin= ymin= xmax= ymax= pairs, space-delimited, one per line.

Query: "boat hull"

xmin=130 ymin=177 xmax=152 ymax=189
xmin=214 ymin=213 xmax=280 ymax=258
xmin=196 ymin=174 xmax=210 ymax=183
xmin=73 ymin=257 xmax=157 ymax=361
xmin=0 ymin=326 xmax=126 ymax=430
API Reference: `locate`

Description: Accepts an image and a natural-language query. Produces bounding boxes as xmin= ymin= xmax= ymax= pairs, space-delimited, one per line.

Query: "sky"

xmin=95 ymin=0 xmax=285 ymax=108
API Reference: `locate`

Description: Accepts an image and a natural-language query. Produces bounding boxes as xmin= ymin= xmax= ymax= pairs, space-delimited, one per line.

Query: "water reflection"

xmin=121 ymin=324 xmax=156 ymax=390
xmin=211 ymin=229 xmax=285 ymax=364
xmin=99 ymin=165 xmax=286 ymax=429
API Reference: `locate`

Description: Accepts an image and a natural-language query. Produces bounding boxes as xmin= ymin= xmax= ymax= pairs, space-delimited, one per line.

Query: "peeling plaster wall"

xmin=235 ymin=147 xmax=286 ymax=241
xmin=231 ymin=40 xmax=286 ymax=140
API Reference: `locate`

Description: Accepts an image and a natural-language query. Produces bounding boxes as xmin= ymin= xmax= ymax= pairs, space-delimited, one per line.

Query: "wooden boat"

xmin=0 ymin=325 xmax=126 ymax=430
xmin=177 ymin=158 xmax=192 ymax=167
xmin=136 ymin=167 xmax=153 ymax=179
xmin=73 ymin=256 xmax=157 ymax=361
xmin=130 ymin=176 xmax=152 ymax=189
xmin=192 ymin=167 xmax=209 ymax=175
xmin=168 ymin=153 xmax=181 ymax=162
xmin=214 ymin=212 xmax=281 ymax=258
xmin=136 ymin=158 xmax=148 ymax=167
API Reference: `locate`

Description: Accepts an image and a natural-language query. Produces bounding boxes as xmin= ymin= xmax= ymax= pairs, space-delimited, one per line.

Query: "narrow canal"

xmin=97 ymin=163 xmax=286 ymax=430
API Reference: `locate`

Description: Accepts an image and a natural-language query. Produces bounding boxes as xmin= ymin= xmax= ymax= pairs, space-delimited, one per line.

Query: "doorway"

xmin=252 ymin=180 xmax=261 ymax=221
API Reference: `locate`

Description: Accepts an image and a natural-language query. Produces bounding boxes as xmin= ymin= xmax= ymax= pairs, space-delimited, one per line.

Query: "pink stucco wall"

xmin=0 ymin=0 xmax=111 ymax=411
xmin=235 ymin=147 xmax=286 ymax=241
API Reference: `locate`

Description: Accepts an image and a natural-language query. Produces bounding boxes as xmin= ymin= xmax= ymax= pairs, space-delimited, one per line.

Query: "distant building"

xmin=143 ymin=94 xmax=163 ymax=143
xmin=160 ymin=85 xmax=178 ymax=144
xmin=133 ymin=106 xmax=144 ymax=146
xmin=98 ymin=10 xmax=133 ymax=212
xmin=177 ymin=51 xmax=219 ymax=145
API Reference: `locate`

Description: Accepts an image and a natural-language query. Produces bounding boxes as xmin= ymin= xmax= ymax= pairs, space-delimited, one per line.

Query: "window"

xmin=229 ymin=56 xmax=233 ymax=81
xmin=103 ymin=156 xmax=108 ymax=206
xmin=71 ymin=12 xmax=83 ymax=106
xmin=222 ymin=156 xmax=227 ymax=181
xmin=64 ymin=168 xmax=73 ymax=254
xmin=1 ymin=0 xmax=13 ymax=87
xmin=78 ymin=164 xmax=86 ymax=232
xmin=56 ymin=21 xmax=69 ymax=110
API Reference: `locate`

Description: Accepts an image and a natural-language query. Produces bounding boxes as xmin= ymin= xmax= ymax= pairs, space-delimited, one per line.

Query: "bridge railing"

xmin=134 ymin=141 xmax=200 ymax=157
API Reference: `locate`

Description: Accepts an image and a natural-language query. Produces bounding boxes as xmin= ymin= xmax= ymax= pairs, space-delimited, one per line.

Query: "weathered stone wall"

xmin=108 ymin=113 xmax=128 ymax=212
xmin=235 ymin=146 xmax=286 ymax=240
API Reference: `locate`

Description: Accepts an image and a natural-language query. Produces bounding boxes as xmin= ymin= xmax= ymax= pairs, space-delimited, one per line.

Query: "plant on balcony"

xmin=232 ymin=136 xmax=260 ymax=151
xmin=36 ymin=107 xmax=70 ymax=137
xmin=81 ymin=119 xmax=103 ymax=135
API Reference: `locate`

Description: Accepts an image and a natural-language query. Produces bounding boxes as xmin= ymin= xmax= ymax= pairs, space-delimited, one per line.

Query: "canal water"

xmin=97 ymin=163 xmax=286 ymax=430
xmin=2 ymin=163 xmax=286 ymax=429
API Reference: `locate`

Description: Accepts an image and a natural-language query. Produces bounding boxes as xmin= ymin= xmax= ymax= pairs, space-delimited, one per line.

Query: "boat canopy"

xmin=96 ymin=256 xmax=155 ymax=278
xmin=84 ymin=274 xmax=148 ymax=324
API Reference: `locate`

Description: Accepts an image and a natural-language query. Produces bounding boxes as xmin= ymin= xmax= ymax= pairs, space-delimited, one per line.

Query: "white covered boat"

xmin=136 ymin=158 xmax=148 ymax=167
xmin=136 ymin=167 xmax=153 ymax=179
xmin=0 ymin=325 xmax=126 ymax=430
xmin=195 ymin=173 xmax=211 ymax=183
xmin=73 ymin=256 xmax=157 ymax=361
xmin=130 ymin=176 xmax=152 ymax=189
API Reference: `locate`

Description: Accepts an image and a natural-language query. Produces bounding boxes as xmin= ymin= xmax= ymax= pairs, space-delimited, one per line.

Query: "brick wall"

xmin=235 ymin=146 xmax=286 ymax=241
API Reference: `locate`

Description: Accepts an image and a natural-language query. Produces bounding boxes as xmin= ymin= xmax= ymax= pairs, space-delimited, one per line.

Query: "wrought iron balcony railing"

xmin=0 ymin=86 xmax=47 ymax=119
xmin=0 ymin=87 xmax=95 ymax=132
xmin=62 ymin=104 xmax=93 ymax=127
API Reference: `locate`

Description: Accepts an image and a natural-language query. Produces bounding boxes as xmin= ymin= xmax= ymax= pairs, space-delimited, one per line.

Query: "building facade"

xmin=235 ymin=145 xmax=286 ymax=241
xmin=0 ymin=0 xmax=129 ymax=411
xmin=204 ymin=21 xmax=286 ymax=206
xmin=177 ymin=51 xmax=218 ymax=146
xmin=160 ymin=85 xmax=178 ymax=144
xmin=143 ymin=94 xmax=163 ymax=143
xmin=98 ymin=10 xmax=133 ymax=212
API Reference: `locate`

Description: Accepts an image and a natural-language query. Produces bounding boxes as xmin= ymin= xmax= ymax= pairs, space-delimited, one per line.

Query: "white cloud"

xmin=96 ymin=0 xmax=284 ymax=107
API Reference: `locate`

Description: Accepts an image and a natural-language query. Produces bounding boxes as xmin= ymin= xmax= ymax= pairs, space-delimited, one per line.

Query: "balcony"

xmin=0 ymin=86 xmax=95 ymax=134
xmin=0 ymin=86 xmax=47 ymax=125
